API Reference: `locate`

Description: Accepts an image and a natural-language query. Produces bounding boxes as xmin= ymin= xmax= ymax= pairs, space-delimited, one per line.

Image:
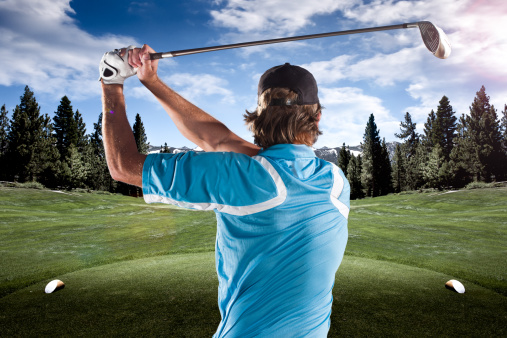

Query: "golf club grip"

xmin=150 ymin=23 xmax=415 ymax=59
xmin=150 ymin=53 xmax=164 ymax=60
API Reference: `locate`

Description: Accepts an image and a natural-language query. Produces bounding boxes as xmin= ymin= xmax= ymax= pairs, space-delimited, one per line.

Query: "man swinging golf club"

xmin=100 ymin=44 xmax=349 ymax=337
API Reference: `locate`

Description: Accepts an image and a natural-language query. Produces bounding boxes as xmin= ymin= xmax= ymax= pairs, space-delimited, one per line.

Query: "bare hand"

xmin=121 ymin=44 xmax=159 ymax=86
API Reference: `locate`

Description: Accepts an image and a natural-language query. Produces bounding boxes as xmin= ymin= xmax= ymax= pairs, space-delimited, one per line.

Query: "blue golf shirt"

xmin=142 ymin=144 xmax=350 ymax=337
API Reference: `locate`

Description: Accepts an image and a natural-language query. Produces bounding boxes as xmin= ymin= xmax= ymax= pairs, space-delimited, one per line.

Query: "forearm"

xmin=144 ymin=78 xmax=259 ymax=156
xmin=101 ymin=83 xmax=146 ymax=187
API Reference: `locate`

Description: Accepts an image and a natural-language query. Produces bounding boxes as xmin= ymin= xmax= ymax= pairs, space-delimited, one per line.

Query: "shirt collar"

xmin=258 ymin=144 xmax=316 ymax=159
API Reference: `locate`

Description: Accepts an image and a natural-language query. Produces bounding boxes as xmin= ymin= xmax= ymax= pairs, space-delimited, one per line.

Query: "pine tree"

xmin=53 ymin=96 xmax=78 ymax=160
xmin=392 ymin=144 xmax=406 ymax=193
xmin=434 ymin=96 xmax=457 ymax=161
xmin=87 ymin=113 xmax=115 ymax=191
xmin=395 ymin=112 xmax=419 ymax=158
xmin=421 ymin=144 xmax=446 ymax=189
xmin=500 ymin=104 xmax=507 ymax=174
xmin=74 ymin=109 xmax=88 ymax=151
xmin=338 ymin=142 xmax=351 ymax=174
xmin=66 ymin=144 xmax=89 ymax=188
xmin=378 ymin=138 xmax=393 ymax=195
xmin=422 ymin=109 xmax=436 ymax=151
xmin=361 ymin=114 xmax=382 ymax=197
xmin=0 ymin=104 xmax=9 ymax=180
xmin=53 ymin=97 xmax=93 ymax=188
xmin=33 ymin=115 xmax=61 ymax=187
xmin=449 ymin=114 xmax=478 ymax=187
xmin=501 ymin=104 xmax=507 ymax=139
xmin=408 ymin=142 xmax=426 ymax=190
xmin=0 ymin=104 xmax=9 ymax=155
xmin=347 ymin=154 xmax=364 ymax=200
xmin=133 ymin=113 xmax=149 ymax=154
xmin=395 ymin=112 xmax=421 ymax=190
xmin=5 ymin=86 xmax=59 ymax=183
xmin=160 ymin=142 xmax=171 ymax=153
xmin=467 ymin=86 xmax=504 ymax=182
xmin=90 ymin=113 xmax=104 ymax=158
xmin=497 ymin=104 xmax=507 ymax=180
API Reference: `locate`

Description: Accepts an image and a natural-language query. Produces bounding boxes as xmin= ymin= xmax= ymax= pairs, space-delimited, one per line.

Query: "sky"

xmin=0 ymin=0 xmax=506 ymax=148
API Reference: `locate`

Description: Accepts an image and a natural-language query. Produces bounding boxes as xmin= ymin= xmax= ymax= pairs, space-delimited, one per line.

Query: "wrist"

xmin=101 ymin=81 xmax=124 ymax=94
xmin=140 ymin=75 xmax=160 ymax=88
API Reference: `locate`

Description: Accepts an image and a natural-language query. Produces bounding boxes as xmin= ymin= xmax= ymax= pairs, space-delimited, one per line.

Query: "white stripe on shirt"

xmin=330 ymin=164 xmax=350 ymax=219
xmin=144 ymin=155 xmax=287 ymax=216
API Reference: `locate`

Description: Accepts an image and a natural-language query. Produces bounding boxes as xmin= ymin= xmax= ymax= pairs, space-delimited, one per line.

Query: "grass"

xmin=1 ymin=254 xmax=504 ymax=337
xmin=1 ymin=186 xmax=506 ymax=336
xmin=0 ymin=253 xmax=220 ymax=337
xmin=347 ymin=188 xmax=507 ymax=295
xmin=0 ymin=187 xmax=217 ymax=298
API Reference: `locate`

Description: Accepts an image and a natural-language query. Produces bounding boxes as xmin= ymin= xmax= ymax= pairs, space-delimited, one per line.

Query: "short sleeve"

xmin=142 ymin=151 xmax=281 ymax=215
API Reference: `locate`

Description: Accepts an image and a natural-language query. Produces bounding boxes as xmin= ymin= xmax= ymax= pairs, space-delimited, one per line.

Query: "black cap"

xmin=258 ymin=63 xmax=319 ymax=106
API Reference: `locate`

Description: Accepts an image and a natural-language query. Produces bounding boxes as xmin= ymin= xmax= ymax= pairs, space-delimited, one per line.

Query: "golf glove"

xmin=99 ymin=45 xmax=137 ymax=85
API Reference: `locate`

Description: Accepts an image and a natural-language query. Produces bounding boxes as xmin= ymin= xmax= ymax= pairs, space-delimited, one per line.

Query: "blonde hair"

xmin=244 ymin=88 xmax=322 ymax=148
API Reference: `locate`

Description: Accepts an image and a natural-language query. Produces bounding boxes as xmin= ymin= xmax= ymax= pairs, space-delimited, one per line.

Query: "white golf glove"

xmin=99 ymin=45 xmax=137 ymax=85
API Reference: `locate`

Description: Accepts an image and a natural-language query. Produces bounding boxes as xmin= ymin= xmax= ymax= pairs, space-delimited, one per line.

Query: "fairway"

xmin=1 ymin=186 xmax=506 ymax=336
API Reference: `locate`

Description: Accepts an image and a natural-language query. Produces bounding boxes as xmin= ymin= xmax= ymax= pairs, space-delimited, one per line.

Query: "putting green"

xmin=1 ymin=253 xmax=505 ymax=337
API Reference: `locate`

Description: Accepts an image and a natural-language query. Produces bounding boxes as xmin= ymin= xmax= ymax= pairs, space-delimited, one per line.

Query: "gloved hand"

xmin=99 ymin=45 xmax=138 ymax=85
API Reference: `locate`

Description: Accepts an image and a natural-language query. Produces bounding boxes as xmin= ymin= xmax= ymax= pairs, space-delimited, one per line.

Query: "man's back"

xmin=213 ymin=144 xmax=349 ymax=337
xmin=141 ymin=143 xmax=349 ymax=337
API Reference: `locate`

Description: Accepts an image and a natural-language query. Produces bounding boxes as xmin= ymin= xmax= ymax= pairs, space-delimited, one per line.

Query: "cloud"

xmin=303 ymin=0 xmax=507 ymax=139
xmin=212 ymin=0 xmax=507 ymax=141
xmin=210 ymin=0 xmax=359 ymax=43
xmin=127 ymin=72 xmax=236 ymax=107
xmin=342 ymin=0 xmax=507 ymax=86
xmin=163 ymin=73 xmax=235 ymax=105
xmin=300 ymin=55 xmax=353 ymax=85
xmin=0 ymin=0 xmax=139 ymax=100
xmin=342 ymin=0 xmax=462 ymax=25
xmin=128 ymin=1 xmax=155 ymax=14
xmin=127 ymin=85 xmax=159 ymax=103
xmin=315 ymin=86 xmax=397 ymax=147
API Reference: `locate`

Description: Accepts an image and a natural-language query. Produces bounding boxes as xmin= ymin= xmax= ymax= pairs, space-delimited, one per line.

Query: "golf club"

xmin=150 ymin=21 xmax=451 ymax=60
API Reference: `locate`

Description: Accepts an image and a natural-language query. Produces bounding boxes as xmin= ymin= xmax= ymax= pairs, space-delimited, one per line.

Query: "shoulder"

xmin=143 ymin=151 xmax=283 ymax=215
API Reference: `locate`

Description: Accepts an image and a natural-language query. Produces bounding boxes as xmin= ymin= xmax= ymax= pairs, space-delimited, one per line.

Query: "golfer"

xmin=100 ymin=45 xmax=349 ymax=337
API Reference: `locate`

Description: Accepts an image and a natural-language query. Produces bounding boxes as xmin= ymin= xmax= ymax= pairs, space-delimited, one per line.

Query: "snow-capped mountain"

xmin=148 ymin=142 xmax=399 ymax=163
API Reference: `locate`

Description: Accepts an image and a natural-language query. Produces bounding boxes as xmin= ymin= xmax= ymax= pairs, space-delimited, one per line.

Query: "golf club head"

xmin=416 ymin=21 xmax=451 ymax=59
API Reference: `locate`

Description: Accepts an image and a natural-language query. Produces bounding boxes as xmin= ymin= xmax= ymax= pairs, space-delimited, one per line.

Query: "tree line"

xmin=0 ymin=86 xmax=149 ymax=195
xmin=1 ymin=85 xmax=506 ymax=198
xmin=339 ymin=85 xmax=507 ymax=199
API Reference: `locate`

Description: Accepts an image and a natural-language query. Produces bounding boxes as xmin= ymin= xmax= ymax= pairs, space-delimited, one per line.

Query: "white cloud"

xmin=315 ymin=87 xmax=397 ymax=147
xmin=0 ymin=0 xmax=139 ymax=100
xmin=303 ymin=0 xmax=507 ymax=139
xmin=127 ymin=85 xmax=159 ymax=103
xmin=342 ymin=0 xmax=507 ymax=86
xmin=213 ymin=0 xmax=507 ymax=143
xmin=126 ymin=71 xmax=236 ymax=109
xmin=211 ymin=0 xmax=352 ymax=33
xmin=301 ymin=55 xmax=353 ymax=85
xmin=210 ymin=0 xmax=359 ymax=38
xmin=164 ymin=73 xmax=234 ymax=105
xmin=342 ymin=0 xmax=462 ymax=25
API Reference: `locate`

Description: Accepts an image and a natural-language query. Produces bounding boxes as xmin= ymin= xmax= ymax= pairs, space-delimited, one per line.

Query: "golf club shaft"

xmin=150 ymin=23 xmax=418 ymax=60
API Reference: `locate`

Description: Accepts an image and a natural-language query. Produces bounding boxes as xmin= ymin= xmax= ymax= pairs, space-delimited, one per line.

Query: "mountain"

xmin=147 ymin=142 xmax=400 ymax=163
xmin=313 ymin=147 xmax=340 ymax=163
